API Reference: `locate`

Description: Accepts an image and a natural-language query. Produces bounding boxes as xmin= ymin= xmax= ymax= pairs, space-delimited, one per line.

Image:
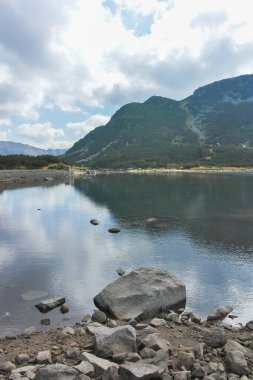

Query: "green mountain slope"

xmin=65 ymin=74 xmax=253 ymax=168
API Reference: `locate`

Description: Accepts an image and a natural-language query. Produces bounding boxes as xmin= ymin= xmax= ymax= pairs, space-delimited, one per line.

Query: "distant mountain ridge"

xmin=64 ymin=74 xmax=253 ymax=168
xmin=0 ymin=141 xmax=67 ymax=156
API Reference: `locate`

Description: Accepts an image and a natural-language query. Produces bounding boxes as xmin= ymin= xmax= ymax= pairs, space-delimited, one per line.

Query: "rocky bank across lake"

xmin=0 ymin=267 xmax=252 ymax=380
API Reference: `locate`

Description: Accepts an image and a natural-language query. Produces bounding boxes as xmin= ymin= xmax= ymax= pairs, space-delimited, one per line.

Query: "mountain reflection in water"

xmin=0 ymin=173 xmax=252 ymax=336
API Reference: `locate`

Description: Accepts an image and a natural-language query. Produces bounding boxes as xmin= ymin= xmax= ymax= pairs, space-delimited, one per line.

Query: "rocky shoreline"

xmin=0 ymin=268 xmax=252 ymax=379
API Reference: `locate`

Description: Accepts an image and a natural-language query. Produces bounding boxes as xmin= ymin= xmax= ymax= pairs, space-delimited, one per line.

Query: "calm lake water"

xmin=0 ymin=173 xmax=253 ymax=336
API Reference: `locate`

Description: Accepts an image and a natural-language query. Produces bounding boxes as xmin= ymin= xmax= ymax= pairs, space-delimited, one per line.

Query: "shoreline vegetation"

xmin=0 ymin=166 xmax=252 ymax=185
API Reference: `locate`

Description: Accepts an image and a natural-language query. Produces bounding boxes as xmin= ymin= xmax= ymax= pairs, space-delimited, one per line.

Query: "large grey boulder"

xmin=94 ymin=267 xmax=186 ymax=320
xmin=94 ymin=325 xmax=136 ymax=358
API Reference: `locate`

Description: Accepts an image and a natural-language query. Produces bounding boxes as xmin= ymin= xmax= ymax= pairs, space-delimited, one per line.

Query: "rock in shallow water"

xmin=35 ymin=297 xmax=65 ymax=313
xmin=93 ymin=267 xmax=186 ymax=320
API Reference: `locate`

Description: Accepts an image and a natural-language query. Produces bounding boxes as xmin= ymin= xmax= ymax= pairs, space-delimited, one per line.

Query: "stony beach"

xmin=0 ymin=268 xmax=252 ymax=380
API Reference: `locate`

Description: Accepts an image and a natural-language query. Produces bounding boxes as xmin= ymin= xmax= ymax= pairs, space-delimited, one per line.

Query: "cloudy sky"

xmin=0 ymin=0 xmax=253 ymax=149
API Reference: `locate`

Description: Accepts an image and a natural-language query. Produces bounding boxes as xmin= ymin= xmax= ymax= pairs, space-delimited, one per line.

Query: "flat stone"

xmin=86 ymin=322 xmax=103 ymax=334
xmin=139 ymin=347 xmax=156 ymax=359
xmin=204 ymin=329 xmax=227 ymax=348
xmin=74 ymin=361 xmax=94 ymax=376
xmin=21 ymin=291 xmax=48 ymax=301
xmin=12 ymin=366 xmax=37 ymax=374
xmin=225 ymin=350 xmax=249 ymax=376
xmin=34 ymin=363 xmax=78 ymax=380
xmin=81 ymin=352 xmax=118 ymax=375
xmin=150 ymin=318 xmax=166 ymax=327
xmin=119 ymin=361 xmax=164 ymax=379
xmin=94 ymin=267 xmax=186 ymax=321
xmin=37 ymin=350 xmax=52 ymax=364
xmin=94 ymin=325 xmax=136 ymax=358
xmin=207 ymin=306 xmax=233 ymax=321
xmin=0 ymin=361 xmax=16 ymax=373
xmin=35 ymin=297 xmax=65 ymax=313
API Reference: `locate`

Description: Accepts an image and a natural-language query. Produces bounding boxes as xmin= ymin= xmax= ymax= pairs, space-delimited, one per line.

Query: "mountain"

xmin=64 ymin=74 xmax=253 ymax=168
xmin=0 ymin=141 xmax=67 ymax=156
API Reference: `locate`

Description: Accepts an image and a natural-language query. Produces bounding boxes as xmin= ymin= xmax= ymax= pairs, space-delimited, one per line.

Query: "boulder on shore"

xmin=93 ymin=267 xmax=186 ymax=320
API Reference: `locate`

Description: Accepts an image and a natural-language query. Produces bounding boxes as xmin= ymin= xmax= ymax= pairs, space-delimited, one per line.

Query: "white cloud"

xmin=0 ymin=0 xmax=253 ymax=146
xmin=67 ymin=114 xmax=110 ymax=138
xmin=15 ymin=122 xmax=70 ymax=149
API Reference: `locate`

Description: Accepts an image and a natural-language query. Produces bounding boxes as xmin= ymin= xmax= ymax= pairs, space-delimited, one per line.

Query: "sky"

xmin=0 ymin=0 xmax=253 ymax=150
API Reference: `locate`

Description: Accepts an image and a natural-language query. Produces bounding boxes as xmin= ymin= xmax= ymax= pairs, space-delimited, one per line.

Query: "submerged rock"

xmin=60 ymin=303 xmax=70 ymax=314
xmin=35 ymin=297 xmax=65 ymax=313
xmin=94 ymin=267 xmax=186 ymax=320
xmin=21 ymin=291 xmax=48 ymax=301
xmin=90 ymin=219 xmax=99 ymax=225
xmin=108 ymin=227 xmax=121 ymax=233
xmin=116 ymin=268 xmax=125 ymax=276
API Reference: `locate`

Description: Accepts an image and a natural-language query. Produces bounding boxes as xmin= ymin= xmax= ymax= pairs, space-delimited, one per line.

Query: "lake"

xmin=0 ymin=173 xmax=253 ymax=336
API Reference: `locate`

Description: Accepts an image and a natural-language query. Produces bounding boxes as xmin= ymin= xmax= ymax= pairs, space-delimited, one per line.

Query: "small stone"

xmin=92 ymin=310 xmax=107 ymax=324
xmin=76 ymin=327 xmax=86 ymax=335
xmin=22 ymin=326 xmax=36 ymax=336
xmin=40 ymin=318 xmax=50 ymax=325
xmin=191 ymin=313 xmax=201 ymax=324
xmin=62 ymin=326 xmax=75 ymax=335
xmin=191 ymin=365 xmax=205 ymax=379
xmin=90 ymin=219 xmax=99 ymax=225
xmin=82 ymin=314 xmax=91 ymax=323
xmin=15 ymin=354 xmax=30 ymax=365
xmin=150 ymin=318 xmax=166 ymax=327
xmin=74 ymin=360 xmax=94 ymax=376
xmin=116 ymin=268 xmax=125 ymax=276
xmin=129 ymin=319 xmax=137 ymax=326
xmin=107 ymin=319 xmax=118 ymax=328
xmin=194 ymin=343 xmax=205 ymax=359
xmin=135 ymin=323 xmax=148 ymax=330
xmin=108 ymin=227 xmax=121 ymax=233
xmin=81 ymin=352 xmax=119 ymax=376
xmin=102 ymin=366 xmax=119 ymax=380
xmin=119 ymin=361 xmax=164 ymax=379
xmin=225 ymin=350 xmax=249 ymax=376
xmin=37 ymin=350 xmax=52 ymax=364
xmin=204 ymin=329 xmax=227 ymax=348
xmin=177 ymin=351 xmax=194 ymax=370
xmin=0 ymin=361 xmax=16 ymax=373
xmin=66 ymin=347 xmax=80 ymax=360
xmin=246 ymin=320 xmax=253 ymax=330
xmin=60 ymin=303 xmax=70 ymax=314
xmin=141 ymin=333 xmax=172 ymax=353
xmin=140 ymin=347 xmax=156 ymax=359
xmin=124 ymin=353 xmax=141 ymax=363
xmin=207 ymin=306 xmax=233 ymax=321
xmin=171 ymin=371 xmax=191 ymax=380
